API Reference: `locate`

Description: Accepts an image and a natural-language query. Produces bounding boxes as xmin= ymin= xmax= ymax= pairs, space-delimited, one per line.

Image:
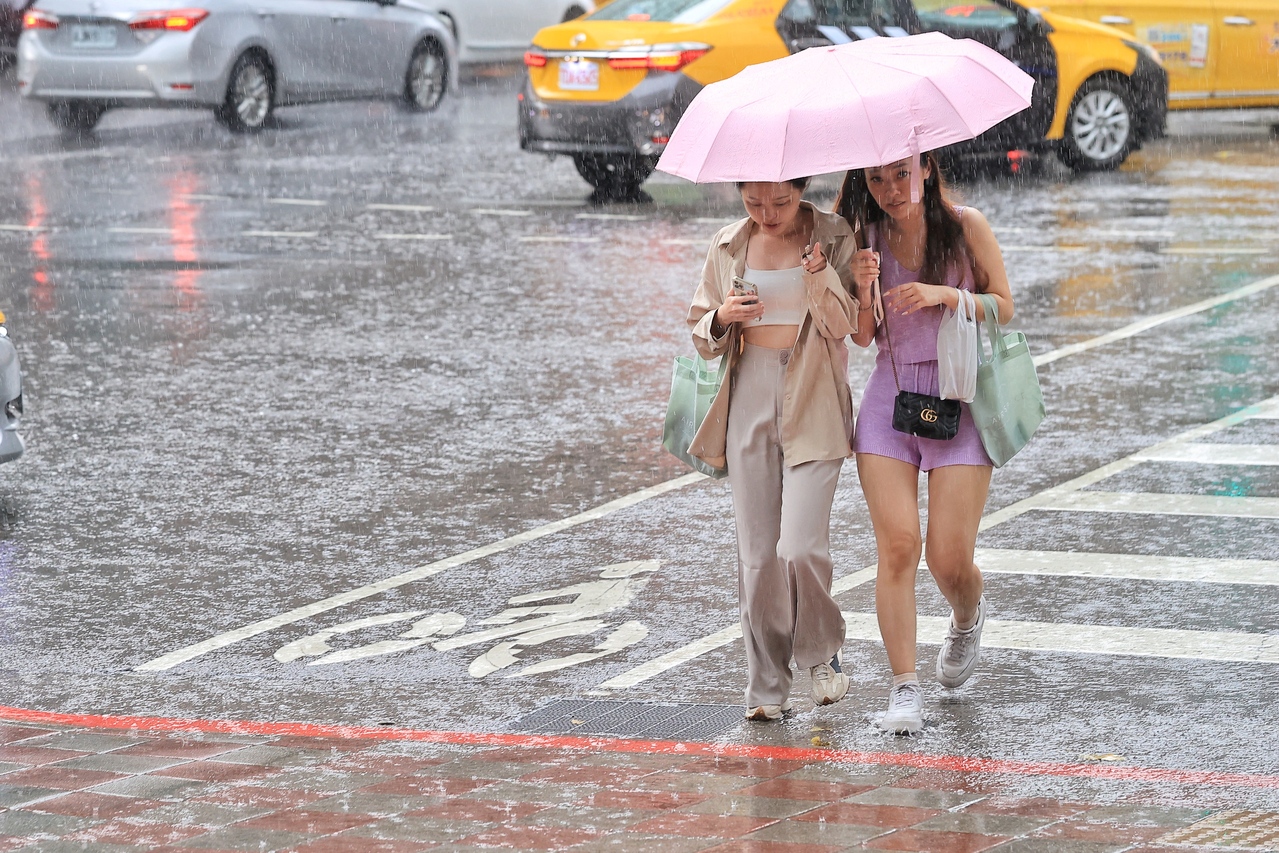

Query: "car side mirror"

xmin=1025 ymin=9 xmax=1053 ymax=35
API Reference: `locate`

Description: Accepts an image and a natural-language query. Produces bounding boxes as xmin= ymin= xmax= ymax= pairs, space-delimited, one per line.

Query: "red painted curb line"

xmin=3 ymin=704 xmax=1275 ymax=790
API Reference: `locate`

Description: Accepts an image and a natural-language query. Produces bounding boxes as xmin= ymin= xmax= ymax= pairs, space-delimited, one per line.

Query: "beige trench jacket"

xmin=686 ymin=203 xmax=860 ymax=471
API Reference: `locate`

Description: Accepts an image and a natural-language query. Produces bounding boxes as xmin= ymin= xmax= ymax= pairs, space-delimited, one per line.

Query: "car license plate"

xmin=70 ymin=24 xmax=118 ymax=50
xmin=558 ymin=59 xmax=599 ymax=92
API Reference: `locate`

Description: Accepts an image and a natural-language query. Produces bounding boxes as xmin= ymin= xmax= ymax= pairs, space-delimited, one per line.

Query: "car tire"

xmin=46 ymin=100 xmax=107 ymax=133
xmin=572 ymin=153 xmax=656 ymax=199
xmin=216 ymin=52 xmax=274 ymax=133
xmin=1059 ymin=76 xmax=1135 ymax=172
xmin=403 ymin=39 xmax=447 ymax=113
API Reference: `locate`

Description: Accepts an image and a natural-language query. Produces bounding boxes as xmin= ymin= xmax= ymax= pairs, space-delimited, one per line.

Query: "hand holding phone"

xmin=731 ymin=276 xmax=759 ymax=305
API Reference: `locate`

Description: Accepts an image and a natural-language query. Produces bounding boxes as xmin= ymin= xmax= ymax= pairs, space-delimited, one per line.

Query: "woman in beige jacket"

xmin=686 ymin=179 xmax=861 ymax=720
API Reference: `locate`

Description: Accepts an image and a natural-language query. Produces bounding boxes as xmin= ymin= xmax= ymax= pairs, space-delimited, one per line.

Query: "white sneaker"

xmin=937 ymin=596 xmax=986 ymax=688
xmin=809 ymin=651 xmax=850 ymax=706
xmin=880 ymin=681 xmax=924 ymax=734
xmin=745 ymin=699 xmax=792 ymax=721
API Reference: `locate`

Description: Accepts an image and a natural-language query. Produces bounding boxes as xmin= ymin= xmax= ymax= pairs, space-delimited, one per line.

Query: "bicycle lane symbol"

xmin=272 ymin=561 xmax=656 ymax=679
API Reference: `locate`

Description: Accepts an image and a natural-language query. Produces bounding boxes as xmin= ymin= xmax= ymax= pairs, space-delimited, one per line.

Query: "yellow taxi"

xmin=1029 ymin=0 xmax=1279 ymax=109
xmin=518 ymin=0 xmax=1169 ymax=194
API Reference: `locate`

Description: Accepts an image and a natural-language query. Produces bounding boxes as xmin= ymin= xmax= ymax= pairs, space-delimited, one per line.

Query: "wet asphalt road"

xmin=1 ymin=66 xmax=1278 ymax=807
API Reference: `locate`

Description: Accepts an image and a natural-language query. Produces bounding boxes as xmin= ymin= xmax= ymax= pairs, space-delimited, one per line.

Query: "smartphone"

xmin=731 ymin=276 xmax=759 ymax=305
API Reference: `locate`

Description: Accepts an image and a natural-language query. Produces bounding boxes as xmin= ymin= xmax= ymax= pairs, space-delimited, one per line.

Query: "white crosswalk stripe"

xmin=1035 ymin=491 xmax=1279 ymax=519
xmin=1136 ymin=443 xmax=1279 ymax=466
xmin=972 ymin=549 xmax=1279 ymax=586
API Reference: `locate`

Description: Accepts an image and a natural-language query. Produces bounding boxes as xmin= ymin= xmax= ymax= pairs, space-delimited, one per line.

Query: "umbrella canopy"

xmin=655 ymin=32 xmax=1035 ymax=185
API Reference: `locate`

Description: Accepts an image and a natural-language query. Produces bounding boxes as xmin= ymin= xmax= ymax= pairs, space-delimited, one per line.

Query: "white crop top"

xmin=743 ymin=265 xmax=806 ymax=326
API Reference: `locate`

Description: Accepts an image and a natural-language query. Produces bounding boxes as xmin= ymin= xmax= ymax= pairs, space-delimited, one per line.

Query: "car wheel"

xmin=572 ymin=153 xmax=656 ymax=199
xmin=216 ymin=52 xmax=273 ymax=133
xmin=46 ymin=100 xmax=107 ymax=133
xmin=403 ymin=40 xmax=446 ymax=113
xmin=1059 ymin=76 xmax=1134 ymax=172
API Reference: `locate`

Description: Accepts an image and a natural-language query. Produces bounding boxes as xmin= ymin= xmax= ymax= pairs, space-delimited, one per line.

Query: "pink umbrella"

xmin=656 ymin=32 xmax=1035 ymax=197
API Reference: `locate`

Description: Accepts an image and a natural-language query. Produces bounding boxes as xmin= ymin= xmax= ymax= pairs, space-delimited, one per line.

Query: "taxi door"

xmin=1082 ymin=0 xmax=1216 ymax=106
xmin=1213 ymin=0 xmax=1279 ymax=103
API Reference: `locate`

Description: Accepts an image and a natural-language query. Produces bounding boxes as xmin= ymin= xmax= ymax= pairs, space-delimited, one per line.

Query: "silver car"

xmin=0 ymin=315 xmax=23 ymax=466
xmin=15 ymin=0 xmax=459 ymax=132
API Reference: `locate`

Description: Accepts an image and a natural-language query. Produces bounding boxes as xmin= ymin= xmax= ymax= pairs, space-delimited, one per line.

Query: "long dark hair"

xmin=834 ymin=152 xmax=987 ymax=291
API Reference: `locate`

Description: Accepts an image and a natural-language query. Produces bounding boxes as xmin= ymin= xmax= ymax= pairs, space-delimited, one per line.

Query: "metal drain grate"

xmin=510 ymin=699 xmax=744 ymax=741
xmin=1157 ymin=810 xmax=1279 ymax=849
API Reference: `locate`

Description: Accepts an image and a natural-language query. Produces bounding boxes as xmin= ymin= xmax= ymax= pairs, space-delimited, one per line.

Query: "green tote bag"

xmin=970 ymin=294 xmax=1046 ymax=468
xmin=661 ymin=354 xmax=728 ymax=479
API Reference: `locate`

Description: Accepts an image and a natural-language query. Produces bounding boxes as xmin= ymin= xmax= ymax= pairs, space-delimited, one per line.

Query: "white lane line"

xmin=661 ymin=239 xmax=706 ymax=246
xmin=1162 ymin=247 xmax=1271 ymax=255
xmin=841 ymin=613 xmax=1279 ymax=665
xmin=182 ymin=194 xmax=231 ymax=201
xmin=134 ymin=472 xmax=706 ymax=672
xmin=1032 ymin=274 xmax=1279 ymax=368
xmin=1001 ymin=245 xmax=1089 ymax=253
xmin=267 ymin=198 xmax=326 ymax=207
xmin=692 ymin=217 xmax=735 ymax=224
xmin=242 ymin=230 xmax=319 ymax=238
xmin=597 ymin=394 xmax=1279 ymax=692
xmin=518 ymin=236 xmax=601 ymax=243
xmin=980 ymin=394 xmax=1279 ymax=532
xmin=575 ymin=213 xmax=648 ymax=221
xmin=107 ymin=227 xmax=172 ymax=235
xmin=1135 ymin=443 xmax=1279 ymax=467
xmin=374 ymin=233 xmax=452 ymax=241
xmin=470 ymin=208 xmax=533 ymax=217
xmin=0 ymin=224 xmax=46 ymax=232
xmin=1035 ymin=491 xmax=1279 ymax=520
xmin=367 ymin=203 xmax=435 ymax=212
xmin=973 ymin=549 xmax=1279 ymax=586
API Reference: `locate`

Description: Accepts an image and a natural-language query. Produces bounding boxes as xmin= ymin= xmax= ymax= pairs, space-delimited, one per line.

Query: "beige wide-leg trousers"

xmin=726 ymin=344 xmax=847 ymax=709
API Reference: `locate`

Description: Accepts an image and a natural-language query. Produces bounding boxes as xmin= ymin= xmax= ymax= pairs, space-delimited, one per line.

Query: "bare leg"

xmin=924 ymin=464 xmax=991 ymax=625
xmin=856 ymin=453 xmax=923 ymax=676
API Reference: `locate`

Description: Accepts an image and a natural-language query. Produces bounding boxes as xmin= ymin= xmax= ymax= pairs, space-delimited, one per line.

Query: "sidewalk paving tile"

xmin=700 ymin=841 xmax=844 ymax=853
xmin=152 ymin=762 xmax=280 ymax=783
xmin=344 ymin=815 xmax=492 ymax=842
xmin=65 ymin=818 xmax=212 ymax=846
xmin=177 ymin=826 xmax=311 ymax=850
xmin=0 ymin=785 xmax=63 ymax=809
xmin=16 ymin=734 xmax=145 ymax=754
xmin=0 ymin=728 xmax=52 ymax=746
xmin=115 ymin=740 xmax=244 ymax=761
xmin=0 ymin=808 xmax=96 ymax=835
xmin=50 ymin=754 xmax=186 ymax=775
xmin=628 ymin=811 xmax=778 ymax=838
xmin=978 ymin=840 xmax=1130 ymax=852
xmin=569 ymin=832 xmax=718 ymax=852
xmin=586 ymin=788 xmax=713 ymax=810
xmin=235 ymin=806 xmax=381 ymax=833
xmin=0 ymin=764 xmax=23 ymax=776
xmin=0 ymin=747 xmax=90 ymax=766
xmin=127 ymin=799 xmax=270 ymax=827
xmin=192 ymin=785 xmax=330 ymax=811
xmin=457 ymin=822 xmax=606 ymax=849
xmin=735 ymin=778 xmax=876 ymax=801
xmin=678 ymin=794 xmax=821 ymax=819
xmin=510 ymin=803 xmax=661 ymax=832
xmin=11 ymin=841 xmax=136 ymax=853
xmin=23 ymin=792 xmax=162 ymax=820
xmin=794 ymin=801 xmax=943 ymax=827
xmin=291 ymin=835 xmax=440 ymax=852
xmin=87 ymin=774 xmax=203 ymax=800
xmin=740 ymin=819 xmax=886 ymax=846
xmin=455 ymin=779 xmax=600 ymax=805
xmin=302 ymin=791 xmax=440 ymax=816
xmin=623 ymin=771 xmax=755 ymax=795
xmin=964 ymin=797 xmax=1092 ymax=819
xmin=848 ymin=786 xmax=984 ymax=809
xmin=912 ymin=810 xmax=1056 ymax=836
xmin=1 ymin=767 xmax=126 ymax=791
xmin=206 ymin=746 xmax=330 ymax=768
xmin=862 ymin=828 xmax=1009 ymax=852
xmin=403 ymin=796 xmax=548 ymax=823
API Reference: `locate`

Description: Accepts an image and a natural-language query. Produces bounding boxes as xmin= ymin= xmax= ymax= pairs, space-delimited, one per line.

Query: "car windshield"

xmin=912 ymin=0 xmax=1017 ymax=31
xmin=588 ymin=0 xmax=739 ymax=24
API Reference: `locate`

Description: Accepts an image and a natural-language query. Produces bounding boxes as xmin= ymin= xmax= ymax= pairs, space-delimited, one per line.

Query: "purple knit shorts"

xmin=853 ymin=359 xmax=992 ymax=471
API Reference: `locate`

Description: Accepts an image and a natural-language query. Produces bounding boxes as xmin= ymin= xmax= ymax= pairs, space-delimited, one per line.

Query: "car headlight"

xmin=1124 ymin=39 xmax=1164 ymax=66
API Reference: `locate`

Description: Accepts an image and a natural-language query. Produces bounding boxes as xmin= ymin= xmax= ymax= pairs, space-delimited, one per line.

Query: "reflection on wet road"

xmin=1 ymin=69 xmax=1277 ymax=806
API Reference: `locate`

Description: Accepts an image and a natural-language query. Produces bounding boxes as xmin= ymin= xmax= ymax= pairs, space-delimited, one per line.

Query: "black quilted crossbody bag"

xmin=883 ymin=298 xmax=960 ymax=441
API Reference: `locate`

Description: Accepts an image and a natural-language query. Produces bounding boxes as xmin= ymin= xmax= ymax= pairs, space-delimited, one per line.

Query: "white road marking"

xmin=1034 ymin=490 xmax=1279 ymax=520
xmin=518 ymin=236 xmax=601 ymax=243
xmin=1135 ymin=443 xmax=1279 ymax=467
xmin=575 ymin=213 xmax=648 ymax=221
xmin=107 ymin=227 xmax=172 ymax=235
xmin=470 ymin=208 xmax=533 ymax=217
xmin=973 ymin=549 xmax=1279 ymax=586
xmin=181 ymin=194 xmax=231 ymax=201
xmin=1032 ymin=274 xmax=1279 ymax=368
xmin=1162 ymin=247 xmax=1271 ymax=255
xmin=241 ymin=230 xmax=319 ymax=238
xmin=1001 ymin=245 xmax=1089 ymax=252
xmin=374 ymin=233 xmax=452 ymax=241
xmin=841 ymin=613 xmax=1279 ymax=664
xmin=0 ymin=224 xmax=47 ymax=232
xmin=367 ymin=203 xmax=435 ymax=212
xmin=267 ymin=198 xmax=326 ymax=207
xmin=135 ymin=476 xmax=702 ymax=671
xmin=692 ymin=217 xmax=735 ymax=224
xmin=661 ymin=239 xmax=706 ymax=246
xmin=595 ymin=394 xmax=1279 ymax=692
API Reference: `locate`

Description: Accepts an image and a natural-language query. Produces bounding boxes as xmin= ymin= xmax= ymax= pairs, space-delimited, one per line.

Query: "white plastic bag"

xmin=938 ymin=289 xmax=978 ymax=402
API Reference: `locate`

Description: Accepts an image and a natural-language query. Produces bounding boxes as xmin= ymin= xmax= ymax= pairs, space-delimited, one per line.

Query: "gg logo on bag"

xmin=921 ymin=408 xmax=939 ymax=423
